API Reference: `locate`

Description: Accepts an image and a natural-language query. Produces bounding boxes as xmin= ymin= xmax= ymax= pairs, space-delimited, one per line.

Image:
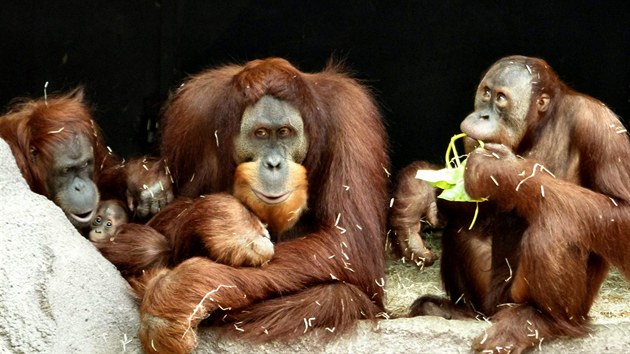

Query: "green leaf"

xmin=437 ymin=180 xmax=466 ymax=201
xmin=416 ymin=157 xmax=485 ymax=203
xmin=414 ymin=133 xmax=487 ymax=230
xmin=415 ymin=169 xmax=457 ymax=190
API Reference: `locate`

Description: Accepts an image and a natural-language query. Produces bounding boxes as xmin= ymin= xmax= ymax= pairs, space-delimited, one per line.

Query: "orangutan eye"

xmin=495 ymin=92 xmax=509 ymax=108
xmin=254 ymin=128 xmax=269 ymax=138
xmin=482 ymin=88 xmax=491 ymax=100
xmin=278 ymin=126 xmax=293 ymax=137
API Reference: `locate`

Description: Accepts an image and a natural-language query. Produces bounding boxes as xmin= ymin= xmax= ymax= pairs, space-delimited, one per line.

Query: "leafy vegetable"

xmin=415 ymin=133 xmax=486 ymax=229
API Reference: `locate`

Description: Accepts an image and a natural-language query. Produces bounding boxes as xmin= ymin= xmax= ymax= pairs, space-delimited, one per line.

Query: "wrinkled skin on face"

xmin=232 ymin=95 xmax=309 ymax=238
xmin=46 ymin=133 xmax=99 ymax=229
xmin=460 ymin=61 xmax=549 ymax=152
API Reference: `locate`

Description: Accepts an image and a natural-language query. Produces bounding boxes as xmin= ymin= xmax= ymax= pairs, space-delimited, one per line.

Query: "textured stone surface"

xmin=0 ymin=139 xmax=142 ymax=354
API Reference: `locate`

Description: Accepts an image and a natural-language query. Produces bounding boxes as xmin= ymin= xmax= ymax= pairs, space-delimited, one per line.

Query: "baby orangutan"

xmin=97 ymin=159 xmax=309 ymax=277
xmin=95 ymin=193 xmax=279 ymax=276
xmin=89 ymin=200 xmax=129 ymax=242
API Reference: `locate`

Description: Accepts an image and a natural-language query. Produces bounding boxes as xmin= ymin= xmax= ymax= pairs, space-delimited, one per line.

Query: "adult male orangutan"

xmin=96 ymin=58 xmax=391 ymax=354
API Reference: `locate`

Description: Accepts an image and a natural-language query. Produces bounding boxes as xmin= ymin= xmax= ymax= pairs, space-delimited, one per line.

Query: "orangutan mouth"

xmin=253 ymin=190 xmax=291 ymax=204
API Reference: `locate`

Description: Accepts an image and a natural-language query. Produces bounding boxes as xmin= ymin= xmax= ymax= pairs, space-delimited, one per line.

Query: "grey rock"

xmin=0 ymin=139 xmax=142 ymax=354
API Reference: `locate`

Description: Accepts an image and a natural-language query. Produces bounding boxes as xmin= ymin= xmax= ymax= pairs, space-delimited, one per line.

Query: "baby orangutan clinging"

xmin=89 ymin=199 xmax=128 ymax=242
xmin=95 ymin=192 xmax=279 ymax=277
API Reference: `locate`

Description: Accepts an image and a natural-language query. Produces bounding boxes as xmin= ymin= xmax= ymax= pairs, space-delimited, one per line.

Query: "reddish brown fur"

xmin=95 ymin=223 xmax=171 ymax=276
xmin=233 ymin=161 xmax=308 ymax=236
xmin=123 ymin=156 xmax=174 ymax=218
xmin=106 ymin=58 xmax=389 ymax=353
xmin=0 ymin=89 xmax=170 ymax=232
xmin=388 ymin=161 xmax=441 ymax=266
xmin=150 ymin=194 xmax=273 ymax=267
xmin=403 ymin=56 xmax=630 ymax=352
xmin=96 ymin=193 xmax=274 ymax=276
xmin=0 ymin=89 xmax=117 ymax=196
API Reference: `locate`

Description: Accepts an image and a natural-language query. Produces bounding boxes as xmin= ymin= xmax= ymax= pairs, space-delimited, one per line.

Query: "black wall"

xmin=1 ymin=0 xmax=628 ymax=173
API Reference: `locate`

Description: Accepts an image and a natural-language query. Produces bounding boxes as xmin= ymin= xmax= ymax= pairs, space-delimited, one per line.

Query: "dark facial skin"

xmin=460 ymin=61 xmax=533 ymax=152
xmin=47 ymin=133 xmax=99 ymax=228
xmin=234 ymin=95 xmax=308 ymax=204
xmin=89 ymin=200 xmax=128 ymax=242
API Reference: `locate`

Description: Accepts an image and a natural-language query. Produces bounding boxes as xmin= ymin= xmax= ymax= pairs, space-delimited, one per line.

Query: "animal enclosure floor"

xmin=384 ymin=232 xmax=630 ymax=320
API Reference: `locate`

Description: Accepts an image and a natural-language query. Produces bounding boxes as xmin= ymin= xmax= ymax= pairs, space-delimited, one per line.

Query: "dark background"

xmin=1 ymin=1 xmax=628 ymax=173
